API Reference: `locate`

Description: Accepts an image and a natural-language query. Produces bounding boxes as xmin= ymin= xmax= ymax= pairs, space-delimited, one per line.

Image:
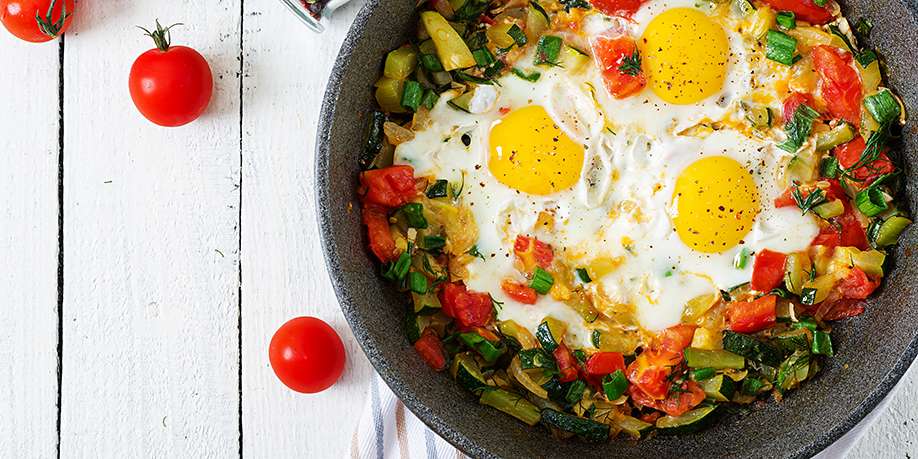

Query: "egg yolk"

xmin=640 ymin=8 xmax=729 ymax=105
xmin=673 ymin=156 xmax=759 ymax=253
xmin=489 ymin=105 xmax=585 ymax=195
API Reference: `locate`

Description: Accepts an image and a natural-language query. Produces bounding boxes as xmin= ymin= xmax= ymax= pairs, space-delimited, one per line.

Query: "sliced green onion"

xmin=530 ymin=267 xmax=555 ymax=294
xmin=511 ymin=67 xmax=541 ymax=82
xmin=459 ymin=332 xmax=505 ymax=363
xmin=400 ymin=80 xmax=423 ymax=112
xmin=734 ymin=247 xmax=750 ymax=269
xmin=565 ymin=379 xmax=587 ymax=404
xmin=602 ymin=370 xmax=629 ymax=400
xmin=779 ymin=104 xmax=820 ymax=153
xmin=400 ymin=202 xmax=428 ymax=229
xmin=421 ymin=89 xmax=439 ymax=110
xmin=426 ymin=179 xmax=449 ymax=198
xmin=820 ymin=156 xmax=840 ymax=179
xmin=766 ymin=30 xmax=798 ymax=66
xmin=382 ymin=251 xmax=411 ymax=281
xmin=792 ymin=317 xmax=818 ymax=331
xmin=591 ymin=330 xmax=601 ymax=348
xmin=800 ymin=287 xmax=817 ymax=305
xmin=874 ymin=216 xmax=912 ymax=247
xmin=575 ymin=268 xmax=592 ymax=283
xmin=864 ymin=90 xmax=901 ymax=126
xmin=506 ymin=24 xmax=527 ymax=46
xmin=422 ymin=235 xmax=446 ymax=251
xmin=419 ymin=53 xmax=443 ymax=72
xmin=690 ymin=367 xmax=716 ymax=381
xmin=855 ymin=186 xmax=888 ymax=217
xmin=534 ymin=35 xmax=563 ymax=66
xmin=813 ymin=0 xmax=826 ymax=5
xmin=519 ymin=348 xmax=557 ymax=371
xmin=776 ymin=11 xmax=796 ymax=29
xmin=472 ymin=48 xmax=494 ymax=67
xmin=812 ymin=330 xmax=833 ymax=356
xmin=535 ymin=320 xmax=559 ymax=352
xmin=408 ymin=271 xmax=429 ymax=294
xmin=741 ymin=377 xmax=766 ymax=395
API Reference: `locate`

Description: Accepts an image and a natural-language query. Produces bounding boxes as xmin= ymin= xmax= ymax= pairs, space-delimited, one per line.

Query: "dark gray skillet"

xmin=317 ymin=2 xmax=918 ymax=457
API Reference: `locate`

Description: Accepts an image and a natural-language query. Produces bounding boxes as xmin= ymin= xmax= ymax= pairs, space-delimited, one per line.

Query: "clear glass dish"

xmin=277 ymin=0 xmax=352 ymax=33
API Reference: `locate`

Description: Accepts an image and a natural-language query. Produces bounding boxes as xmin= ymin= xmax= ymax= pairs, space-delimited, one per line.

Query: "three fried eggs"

xmin=394 ymin=0 xmax=819 ymax=346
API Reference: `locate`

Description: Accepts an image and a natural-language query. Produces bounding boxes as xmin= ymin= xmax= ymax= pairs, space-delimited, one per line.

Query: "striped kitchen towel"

xmin=351 ymin=372 xmax=894 ymax=458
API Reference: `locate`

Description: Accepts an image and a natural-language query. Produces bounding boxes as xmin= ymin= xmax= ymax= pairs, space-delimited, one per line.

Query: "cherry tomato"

xmin=837 ymin=268 xmax=879 ymax=299
xmin=500 ymin=279 xmax=537 ymax=304
xmin=438 ymin=282 xmax=494 ymax=329
xmin=834 ymin=137 xmax=895 ymax=187
xmin=627 ymin=348 xmax=680 ymax=400
xmin=590 ymin=0 xmax=645 ymax=17
xmin=128 ymin=22 xmax=213 ymax=127
xmin=631 ymin=381 xmax=706 ymax=417
xmin=758 ymin=0 xmax=835 ymax=25
xmin=553 ymin=343 xmax=579 ymax=383
xmin=269 ymin=317 xmax=346 ymax=394
xmin=812 ymin=45 xmax=862 ymax=126
xmin=592 ymin=36 xmax=646 ymax=99
xmin=414 ymin=327 xmax=447 ymax=371
xmin=361 ymin=204 xmax=399 ymax=262
xmin=820 ymin=298 xmax=866 ymax=321
xmin=513 ymin=235 xmax=553 ymax=271
xmin=359 ymin=165 xmax=418 ymax=208
xmin=751 ymin=249 xmax=787 ymax=292
xmin=0 ymin=0 xmax=73 ymax=43
xmin=726 ymin=295 xmax=777 ymax=333
xmin=658 ymin=324 xmax=696 ymax=354
xmin=585 ymin=352 xmax=625 ymax=376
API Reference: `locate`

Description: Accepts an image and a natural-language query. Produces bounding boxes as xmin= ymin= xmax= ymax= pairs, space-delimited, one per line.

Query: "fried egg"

xmin=394 ymin=1 xmax=820 ymax=345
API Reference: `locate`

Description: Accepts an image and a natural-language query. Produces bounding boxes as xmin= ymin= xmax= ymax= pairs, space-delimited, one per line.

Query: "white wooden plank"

xmin=849 ymin=357 xmax=918 ymax=456
xmin=59 ymin=1 xmax=242 ymax=456
xmin=0 ymin=35 xmax=61 ymax=459
xmin=240 ymin=3 xmax=372 ymax=458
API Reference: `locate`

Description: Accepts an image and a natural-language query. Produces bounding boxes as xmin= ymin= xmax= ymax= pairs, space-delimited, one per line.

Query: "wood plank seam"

xmin=55 ymin=35 xmax=65 ymax=459
xmin=238 ymin=0 xmax=246 ymax=457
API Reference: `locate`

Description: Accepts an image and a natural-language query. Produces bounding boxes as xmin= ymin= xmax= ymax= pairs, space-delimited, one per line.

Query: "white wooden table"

xmin=0 ymin=1 xmax=916 ymax=457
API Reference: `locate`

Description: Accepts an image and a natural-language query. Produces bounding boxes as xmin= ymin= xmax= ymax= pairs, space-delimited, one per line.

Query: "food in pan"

xmin=357 ymin=0 xmax=910 ymax=440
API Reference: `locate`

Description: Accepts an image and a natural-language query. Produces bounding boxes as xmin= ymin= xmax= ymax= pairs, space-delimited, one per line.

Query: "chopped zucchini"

xmin=499 ymin=320 xmax=539 ymax=349
xmin=458 ymin=332 xmax=505 ymax=363
xmin=690 ymin=327 xmax=723 ymax=350
xmin=742 ymin=102 xmax=772 ymax=129
xmin=700 ymin=375 xmax=736 ymax=402
xmin=560 ymin=45 xmax=590 ymax=73
xmin=384 ymin=46 xmax=418 ymax=80
xmin=617 ymin=416 xmax=654 ymax=439
xmin=771 ymin=328 xmax=812 ymax=354
xmin=874 ymin=216 xmax=912 ymax=247
xmin=656 ymin=405 xmax=719 ymax=434
xmin=816 ymin=122 xmax=855 ymax=151
xmin=525 ymin=2 xmax=550 ymax=43
xmin=723 ymin=331 xmax=782 ymax=366
xmin=800 ymin=274 xmax=835 ymax=305
xmin=480 ymin=389 xmax=541 ymax=426
xmin=447 ymin=90 xmax=475 ymax=113
xmin=375 ymin=77 xmax=406 ymax=113
xmin=742 ymin=5 xmax=774 ymax=39
xmin=536 ymin=317 xmax=567 ymax=352
xmin=451 ymin=353 xmax=490 ymax=394
xmin=684 ymin=348 xmax=745 ymax=369
xmin=486 ymin=22 xmax=517 ymax=49
xmin=541 ymin=409 xmax=611 ymax=442
xmin=785 ymin=149 xmax=818 ymax=185
xmin=420 ymin=11 xmax=475 ymax=71
xmin=412 ymin=291 xmax=442 ymax=315
xmin=813 ymin=199 xmax=844 ymax=219
xmin=776 ymin=350 xmax=811 ymax=391
xmin=682 ymin=293 xmax=718 ymax=323
xmin=812 ymin=330 xmax=834 ymax=356
xmin=783 ymin=252 xmax=812 ymax=295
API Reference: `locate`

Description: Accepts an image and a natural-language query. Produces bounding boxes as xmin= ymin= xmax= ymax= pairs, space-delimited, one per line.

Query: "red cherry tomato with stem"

xmin=269 ymin=316 xmax=346 ymax=394
xmin=0 ymin=0 xmax=73 ymax=42
xmin=129 ymin=21 xmax=213 ymax=127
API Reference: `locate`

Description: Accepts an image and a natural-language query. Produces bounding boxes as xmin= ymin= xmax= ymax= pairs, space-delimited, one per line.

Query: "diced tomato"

xmin=359 ymin=165 xmax=417 ymax=208
xmin=751 ymin=250 xmax=788 ymax=292
xmin=592 ymin=36 xmax=646 ymax=99
xmin=513 ymin=235 xmax=553 ymax=271
xmin=639 ymin=411 xmax=662 ymax=424
xmin=783 ymin=92 xmax=816 ymax=124
xmin=776 ymin=180 xmax=845 ymax=209
xmin=727 ymin=294 xmax=777 ymax=333
xmin=812 ymin=211 xmax=868 ymax=250
xmin=626 ymin=348 xmax=681 ymax=400
xmin=821 ymin=298 xmax=866 ymax=321
xmin=658 ymin=324 xmax=696 ymax=355
xmin=414 ymin=327 xmax=447 ymax=371
xmin=438 ymin=282 xmax=494 ymax=329
xmin=629 ymin=380 xmax=705 ymax=417
xmin=361 ymin=204 xmax=399 ymax=262
xmin=837 ymin=268 xmax=880 ymax=299
xmin=834 ymin=137 xmax=896 ymax=186
xmin=774 ymin=187 xmax=797 ymax=208
xmin=758 ymin=0 xmax=835 ymax=24
xmin=590 ymin=0 xmax=645 ymax=17
xmin=500 ymin=279 xmax=538 ymax=304
xmin=812 ymin=45 xmax=862 ymax=126
xmin=553 ymin=343 xmax=579 ymax=383
xmin=585 ymin=352 xmax=626 ymax=376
